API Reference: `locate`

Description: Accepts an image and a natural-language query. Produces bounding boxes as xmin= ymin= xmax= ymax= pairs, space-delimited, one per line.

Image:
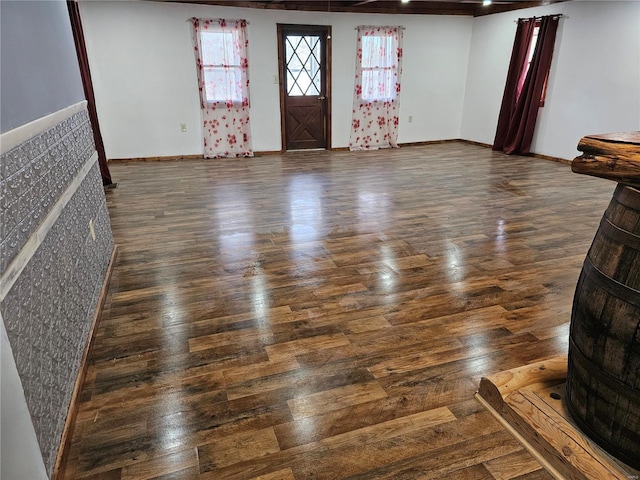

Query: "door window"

xmin=285 ymin=35 xmax=321 ymax=96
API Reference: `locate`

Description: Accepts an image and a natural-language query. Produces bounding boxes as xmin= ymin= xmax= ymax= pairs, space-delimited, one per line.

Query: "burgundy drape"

xmin=493 ymin=17 xmax=536 ymax=147
xmin=493 ymin=16 xmax=559 ymax=155
xmin=67 ymin=1 xmax=113 ymax=186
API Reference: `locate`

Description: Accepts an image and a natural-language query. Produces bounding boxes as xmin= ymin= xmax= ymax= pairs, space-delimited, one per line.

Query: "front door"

xmin=278 ymin=25 xmax=331 ymax=151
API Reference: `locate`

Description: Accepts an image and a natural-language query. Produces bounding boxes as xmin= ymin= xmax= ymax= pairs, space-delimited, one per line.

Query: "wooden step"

xmin=475 ymin=355 xmax=639 ymax=480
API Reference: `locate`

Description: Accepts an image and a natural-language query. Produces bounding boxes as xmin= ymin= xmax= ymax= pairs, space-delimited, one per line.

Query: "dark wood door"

xmin=278 ymin=25 xmax=331 ymax=151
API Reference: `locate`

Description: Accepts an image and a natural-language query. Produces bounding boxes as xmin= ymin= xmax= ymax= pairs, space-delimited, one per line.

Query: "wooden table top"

xmin=572 ymin=131 xmax=640 ymax=186
xmin=583 ymin=132 xmax=640 ymax=145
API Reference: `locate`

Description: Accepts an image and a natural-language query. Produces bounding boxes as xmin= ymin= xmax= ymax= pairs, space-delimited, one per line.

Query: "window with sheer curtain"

xmin=360 ymin=34 xmax=399 ymax=102
xmin=190 ymin=18 xmax=253 ymax=158
xmin=349 ymin=26 xmax=404 ymax=151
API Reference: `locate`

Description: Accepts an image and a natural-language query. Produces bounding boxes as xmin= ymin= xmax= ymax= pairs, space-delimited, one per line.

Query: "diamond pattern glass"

xmin=285 ymin=35 xmax=321 ymax=96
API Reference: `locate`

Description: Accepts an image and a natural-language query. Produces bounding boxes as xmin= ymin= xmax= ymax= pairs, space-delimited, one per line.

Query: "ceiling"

xmin=162 ymin=0 xmax=567 ymax=17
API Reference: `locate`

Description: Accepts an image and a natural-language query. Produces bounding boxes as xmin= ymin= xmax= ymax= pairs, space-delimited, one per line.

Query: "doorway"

xmin=277 ymin=24 xmax=331 ymax=151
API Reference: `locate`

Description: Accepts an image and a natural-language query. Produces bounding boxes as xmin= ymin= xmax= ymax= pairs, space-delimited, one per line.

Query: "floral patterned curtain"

xmin=191 ymin=18 xmax=253 ymax=158
xmin=349 ymin=26 xmax=404 ymax=151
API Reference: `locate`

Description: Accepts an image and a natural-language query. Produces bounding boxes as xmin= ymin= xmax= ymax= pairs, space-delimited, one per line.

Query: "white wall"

xmin=81 ymin=0 xmax=640 ymax=161
xmin=1 ymin=315 xmax=48 ymax=480
xmin=1 ymin=0 xmax=85 ymax=132
xmin=462 ymin=0 xmax=640 ymax=160
xmin=79 ymin=1 xmax=472 ymax=158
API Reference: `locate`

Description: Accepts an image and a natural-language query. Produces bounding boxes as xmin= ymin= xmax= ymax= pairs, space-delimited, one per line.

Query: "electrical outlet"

xmin=180 ymin=123 xmax=187 ymax=132
xmin=89 ymin=219 xmax=96 ymax=241
xmin=408 ymin=116 xmax=413 ymax=123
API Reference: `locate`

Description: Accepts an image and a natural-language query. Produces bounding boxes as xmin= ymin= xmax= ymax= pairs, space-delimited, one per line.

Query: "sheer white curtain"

xmin=191 ymin=18 xmax=253 ymax=158
xmin=349 ymin=26 xmax=404 ymax=151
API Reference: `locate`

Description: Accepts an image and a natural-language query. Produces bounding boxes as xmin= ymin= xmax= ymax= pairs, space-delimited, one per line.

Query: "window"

xmin=285 ymin=35 xmax=321 ymax=96
xmin=349 ymin=26 xmax=403 ymax=150
xmin=359 ymin=32 xmax=400 ymax=102
xmin=197 ymin=23 xmax=248 ymax=106
xmin=518 ymin=21 xmax=549 ymax=106
xmin=492 ymin=15 xmax=559 ymax=154
xmin=524 ymin=23 xmax=540 ymax=75
xmin=190 ymin=18 xmax=252 ymax=158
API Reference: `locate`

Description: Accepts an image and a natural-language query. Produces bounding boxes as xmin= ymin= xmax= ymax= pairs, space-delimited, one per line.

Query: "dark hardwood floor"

xmin=63 ymin=143 xmax=614 ymax=479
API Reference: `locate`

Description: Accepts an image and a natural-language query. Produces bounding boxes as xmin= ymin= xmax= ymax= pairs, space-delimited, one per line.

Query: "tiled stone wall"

xmin=0 ymin=110 xmax=114 ymax=476
xmin=0 ymin=111 xmax=95 ymax=274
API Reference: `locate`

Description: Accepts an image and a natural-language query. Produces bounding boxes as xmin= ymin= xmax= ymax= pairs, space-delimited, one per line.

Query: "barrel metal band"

xmin=569 ymin=337 xmax=640 ymax=404
xmin=613 ymin=184 xmax=640 ymax=211
xmin=582 ymin=255 xmax=640 ymax=308
xmin=565 ymin=381 xmax=640 ymax=470
xmin=599 ymin=216 xmax=640 ymax=251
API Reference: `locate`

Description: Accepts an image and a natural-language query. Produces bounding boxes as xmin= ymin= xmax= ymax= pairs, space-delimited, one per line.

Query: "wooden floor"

xmin=63 ymin=143 xmax=615 ymax=480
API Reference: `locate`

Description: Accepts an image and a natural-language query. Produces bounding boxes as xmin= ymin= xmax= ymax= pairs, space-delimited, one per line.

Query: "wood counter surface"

xmin=571 ymin=132 xmax=640 ymax=187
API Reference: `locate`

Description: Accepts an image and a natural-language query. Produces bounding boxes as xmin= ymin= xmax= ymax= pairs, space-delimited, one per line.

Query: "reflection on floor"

xmin=63 ymin=143 xmax=613 ymax=479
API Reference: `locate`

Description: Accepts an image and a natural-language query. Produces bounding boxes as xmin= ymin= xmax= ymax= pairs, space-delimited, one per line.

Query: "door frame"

xmin=277 ymin=24 xmax=332 ymax=151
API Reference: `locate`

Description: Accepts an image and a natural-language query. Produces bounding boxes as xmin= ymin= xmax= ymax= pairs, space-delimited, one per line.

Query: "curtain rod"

xmin=187 ymin=18 xmax=250 ymax=24
xmin=516 ymin=14 xmax=564 ymax=22
xmin=355 ymin=25 xmax=406 ymax=30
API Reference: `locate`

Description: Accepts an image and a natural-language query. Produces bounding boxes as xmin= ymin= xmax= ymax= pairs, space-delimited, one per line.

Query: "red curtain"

xmin=493 ymin=16 xmax=559 ymax=155
xmin=67 ymin=1 xmax=113 ymax=186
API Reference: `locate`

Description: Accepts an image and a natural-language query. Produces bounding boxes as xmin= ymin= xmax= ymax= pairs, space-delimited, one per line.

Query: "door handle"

xmin=318 ymin=96 xmax=326 ymax=100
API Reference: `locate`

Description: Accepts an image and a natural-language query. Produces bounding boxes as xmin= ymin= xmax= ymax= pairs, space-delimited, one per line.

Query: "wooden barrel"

xmin=566 ymin=183 xmax=640 ymax=469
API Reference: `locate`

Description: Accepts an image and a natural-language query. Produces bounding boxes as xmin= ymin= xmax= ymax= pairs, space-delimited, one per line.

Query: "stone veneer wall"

xmin=0 ymin=107 xmax=114 ymax=476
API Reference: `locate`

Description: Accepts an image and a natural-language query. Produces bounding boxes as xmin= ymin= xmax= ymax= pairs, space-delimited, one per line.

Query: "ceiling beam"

xmin=159 ymin=0 xmax=567 ymax=17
